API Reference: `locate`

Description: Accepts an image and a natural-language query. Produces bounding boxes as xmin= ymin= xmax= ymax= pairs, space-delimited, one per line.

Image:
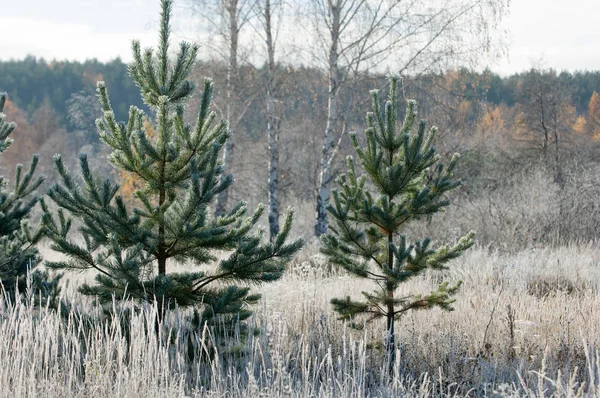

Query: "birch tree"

xmin=187 ymin=0 xmax=254 ymax=215
xmin=252 ymin=0 xmax=284 ymax=240
xmin=308 ymin=0 xmax=509 ymax=237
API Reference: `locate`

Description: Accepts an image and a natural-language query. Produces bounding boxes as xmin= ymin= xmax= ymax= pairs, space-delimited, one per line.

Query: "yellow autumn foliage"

xmin=117 ymin=119 xmax=156 ymax=203
xmin=588 ymin=91 xmax=600 ymax=141
xmin=572 ymin=115 xmax=587 ymax=135
xmin=480 ymin=105 xmax=504 ymax=133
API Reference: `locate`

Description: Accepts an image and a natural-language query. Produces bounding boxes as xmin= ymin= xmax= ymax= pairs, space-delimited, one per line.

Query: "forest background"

xmin=2 ymin=56 xmax=600 ymax=250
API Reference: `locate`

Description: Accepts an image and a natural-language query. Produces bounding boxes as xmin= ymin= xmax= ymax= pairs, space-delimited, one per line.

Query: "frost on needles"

xmin=41 ymin=0 xmax=303 ymax=328
xmin=0 ymin=92 xmax=60 ymax=306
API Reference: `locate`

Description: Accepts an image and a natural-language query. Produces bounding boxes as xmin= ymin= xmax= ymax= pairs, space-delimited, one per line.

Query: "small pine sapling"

xmin=42 ymin=0 xmax=303 ymax=331
xmin=321 ymin=76 xmax=474 ymax=365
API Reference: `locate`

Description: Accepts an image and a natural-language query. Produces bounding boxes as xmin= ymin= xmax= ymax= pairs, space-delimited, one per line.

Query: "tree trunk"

xmin=537 ymin=79 xmax=549 ymax=157
xmin=158 ymin=101 xmax=168 ymax=277
xmin=157 ymin=102 xmax=168 ymax=324
xmin=386 ymin=148 xmax=395 ymax=371
xmin=386 ymin=234 xmax=396 ymax=372
xmin=552 ymin=113 xmax=564 ymax=186
xmin=157 ymin=181 xmax=166 ymax=277
xmin=314 ymin=1 xmax=340 ymax=237
xmin=216 ymin=0 xmax=238 ymax=216
xmin=265 ymin=0 xmax=280 ymax=241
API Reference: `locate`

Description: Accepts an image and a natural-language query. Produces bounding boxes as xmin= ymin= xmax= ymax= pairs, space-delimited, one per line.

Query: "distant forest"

xmin=3 ymin=56 xmax=600 ymax=241
xmin=2 ymin=56 xmax=600 ymax=132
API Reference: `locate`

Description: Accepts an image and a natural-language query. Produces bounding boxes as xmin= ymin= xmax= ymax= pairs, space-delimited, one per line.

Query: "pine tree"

xmin=41 ymin=0 xmax=303 ymax=328
xmin=0 ymin=93 xmax=59 ymax=303
xmin=321 ymin=76 xmax=474 ymax=364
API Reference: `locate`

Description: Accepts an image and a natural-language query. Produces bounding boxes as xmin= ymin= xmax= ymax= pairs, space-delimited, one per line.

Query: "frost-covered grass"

xmin=2 ymin=243 xmax=600 ymax=397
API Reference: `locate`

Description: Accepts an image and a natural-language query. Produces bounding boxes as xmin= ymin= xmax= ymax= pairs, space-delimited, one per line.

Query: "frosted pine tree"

xmin=321 ymin=76 xmax=474 ymax=364
xmin=42 ymin=0 xmax=302 ymax=327
xmin=0 ymin=93 xmax=60 ymax=304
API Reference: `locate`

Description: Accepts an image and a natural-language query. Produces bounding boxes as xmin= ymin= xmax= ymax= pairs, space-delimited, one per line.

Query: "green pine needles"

xmin=41 ymin=0 xmax=302 ymax=327
xmin=0 ymin=93 xmax=59 ymax=304
xmin=321 ymin=76 xmax=475 ymax=360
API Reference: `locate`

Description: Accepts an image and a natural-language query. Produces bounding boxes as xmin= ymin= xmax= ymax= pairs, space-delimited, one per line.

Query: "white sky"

xmin=0 ymin=0 xmax=599 ymax=75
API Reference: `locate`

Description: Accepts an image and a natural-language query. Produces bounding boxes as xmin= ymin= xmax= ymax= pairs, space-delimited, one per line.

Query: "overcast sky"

xmin=0 ymin=0 xmax=598 ymax=75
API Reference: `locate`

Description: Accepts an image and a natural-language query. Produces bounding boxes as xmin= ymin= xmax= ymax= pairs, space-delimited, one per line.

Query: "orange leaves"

xmin=572 ymin=116 xmax=587 ymax=135
xmin=570 ymin=91 xmax=600 ymax=142
xmin=588 ymin=91 xmax=600 ymax=141
xmin=117 ymin=119 xmax=155 ymax=203
xmin=117 ymin=169 xmax=142 ymax=202
xmin=588 ymin=91 xmax=600 ymax=124
xmin=480 ymin=105 xmax=505 ymax=133
xmin=559 ymin=103 xmax=577 ymax=132
xmin=0 ymin=98 xmax=37 ymax=168
xmin=475 ymin=105 xmax=510 ymax=150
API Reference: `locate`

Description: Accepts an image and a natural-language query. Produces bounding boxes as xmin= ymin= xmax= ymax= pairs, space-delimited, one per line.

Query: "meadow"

xmin=2 ymin=240 xmax=600 ymax=397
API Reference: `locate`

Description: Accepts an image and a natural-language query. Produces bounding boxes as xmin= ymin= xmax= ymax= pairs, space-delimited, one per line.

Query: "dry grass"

xmin=3 ymin=242 xmax=600 ymax=397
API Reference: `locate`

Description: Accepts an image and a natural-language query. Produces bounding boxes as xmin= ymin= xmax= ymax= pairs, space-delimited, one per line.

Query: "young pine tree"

xmin=0 ymin=93 xmax=59 ymax=303
xmin=321 ymin=76 xmax=475 ymax=362
xmin=42 ymin=0 xmax=302 ymax=327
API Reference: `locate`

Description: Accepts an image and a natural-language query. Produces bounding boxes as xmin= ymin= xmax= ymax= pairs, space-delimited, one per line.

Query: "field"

xmin=2 ymin=242 xmax=600 ymax=397
xmin=2 ymin=0 xmax=600 ymax=396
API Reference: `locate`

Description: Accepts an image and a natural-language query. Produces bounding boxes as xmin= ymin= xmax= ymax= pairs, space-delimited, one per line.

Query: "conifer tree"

xmin=0 ymin=93 xmax=59 ymax=303
xmin=42 ymin=0 xmax=302 ymax=327
xmin=321 ymin=76 xmax=475 ymax=363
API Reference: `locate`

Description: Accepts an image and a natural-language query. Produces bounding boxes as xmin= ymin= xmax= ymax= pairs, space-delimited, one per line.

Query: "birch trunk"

xmin=265 ymin=0 xmax=280 ymax=241
xmin=216 ymin=0 xmax=238 ymax=216
xmin=314 ymin=1 xmax=340 ymax=237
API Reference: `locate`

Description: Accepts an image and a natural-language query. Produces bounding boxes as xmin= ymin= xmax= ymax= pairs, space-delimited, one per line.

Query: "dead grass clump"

xmin=526 ymin=274 xmax=588 ymax=298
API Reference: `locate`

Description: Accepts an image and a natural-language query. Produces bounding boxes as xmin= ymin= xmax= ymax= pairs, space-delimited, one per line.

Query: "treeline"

xmin=3 ymin=56 xmax=600 ymax=242
xmin=456 ymin=68 xmax=600 ymax=113
xmin=2 ymin=57 xmax=600 ymax=133
xmin=0 ymin=57 xmax=146 ymax=121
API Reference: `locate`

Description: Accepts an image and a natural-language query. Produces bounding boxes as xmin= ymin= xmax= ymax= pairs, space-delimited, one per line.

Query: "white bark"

xmin=216 ymin=0 xmax=240 ymax=216
xmin=264 ymin=0 xmax=280 ymax=240
xmin=315 ymin=52 xmax=340 ymax=236
xmin=315 ymin=0 xmax=341 ymax=237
